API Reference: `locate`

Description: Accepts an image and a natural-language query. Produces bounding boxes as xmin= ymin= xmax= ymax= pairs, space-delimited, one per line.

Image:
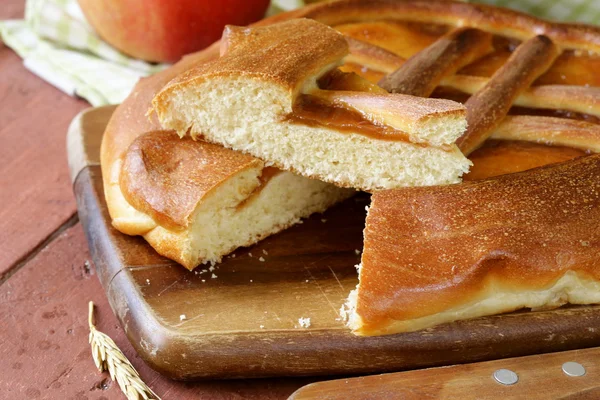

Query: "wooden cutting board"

xmin=68 ymin=106 xmax=600 ymax=380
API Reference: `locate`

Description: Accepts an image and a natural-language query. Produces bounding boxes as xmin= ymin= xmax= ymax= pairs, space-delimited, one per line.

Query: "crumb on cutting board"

xmin=180 ymin=314 xmax=186 ymax=321
xmin=298 ymin=317 xmax=311 ymax=328
xmin=259 ymin=256 xmax=265 ymax=262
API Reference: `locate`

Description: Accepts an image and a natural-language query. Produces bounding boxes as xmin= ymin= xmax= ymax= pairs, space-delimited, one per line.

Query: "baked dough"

xmin=101 ymin=28 xmax=353 ymax=270
xmin=346 ymin=155 xmax=600 ymax=335
xmin=152 ymin=19 xmax=471 ymax=192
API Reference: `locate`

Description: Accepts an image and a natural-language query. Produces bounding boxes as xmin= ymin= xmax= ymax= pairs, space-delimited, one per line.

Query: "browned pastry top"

xmin=323 ymin=1 xmax=600 ymax=177
xmin=456 ymin=35 xmax=559 ymax=155
xmin=378 ymin=27 xmax=493 ymax=97
xmin=327 ymin=0 xmax=600 ymax=336
xmin=120 ymin=132 xmax=260 ymax=230
xmin=359 ymin=154 xmax=600 ymax=333
xmin=464 ymin=140 xmax=587 ymax=181
xmin=301 ymin=0 xmax=600 ymax=52
xmin=162 ymin=19 xmax=348 ymax=98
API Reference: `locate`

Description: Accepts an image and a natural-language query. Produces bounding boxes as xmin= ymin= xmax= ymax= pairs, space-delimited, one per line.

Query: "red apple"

xmin=78 ymin=0 xmax=271 ymax=63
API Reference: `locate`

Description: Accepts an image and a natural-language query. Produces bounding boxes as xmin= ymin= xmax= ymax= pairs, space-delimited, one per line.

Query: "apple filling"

xmin=285 ymin=69 xmax=459 ymax=148
xmin=286 ymin=94 xmax=412 ymax=143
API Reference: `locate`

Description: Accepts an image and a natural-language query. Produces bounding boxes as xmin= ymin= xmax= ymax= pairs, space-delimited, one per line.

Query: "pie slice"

xmin=109 ymin=131 xmax=353 ymax=270
xmin=345 ymin=154 xmax=600 ymax=335
xmin=102 ymin=28 xmax=354 ymax=271
xmin=152 ymin=19 xmax=471 ymax=192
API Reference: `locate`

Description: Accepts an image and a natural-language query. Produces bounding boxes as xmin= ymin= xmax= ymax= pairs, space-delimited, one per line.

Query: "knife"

xmin=289 ymin=346 xmax=600 ymax=399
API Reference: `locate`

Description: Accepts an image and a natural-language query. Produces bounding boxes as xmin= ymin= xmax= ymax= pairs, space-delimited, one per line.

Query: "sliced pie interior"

xmin=101 ymin=26 xmax=354 ymax=270
xmin=152 ymin=18 xmax=471 ymax=192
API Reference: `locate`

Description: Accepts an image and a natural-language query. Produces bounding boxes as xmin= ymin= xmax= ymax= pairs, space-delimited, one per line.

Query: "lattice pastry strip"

xmin=345 ymin=31 xmax=600 ymax=155
xmin=457 ymin=35 xmax=559 ymax=155
xmin=378 ymin=27 xmax=493 ymax=97
xmin=346 ymin=42 xmax=600 ymax=119
xmin=305 ymin=0 xmax=600 ymax=53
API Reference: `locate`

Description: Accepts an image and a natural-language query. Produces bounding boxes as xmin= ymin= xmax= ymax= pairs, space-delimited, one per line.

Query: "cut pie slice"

xmin=102 ymin=25 xmax=354 ymax=270
xmin=346 ymin=154 xmax=600 ymax=335
xmin=152 ymin=19 xmax=471 ymax=191
xmin=108 ymin=131 xmax=353 ymax=270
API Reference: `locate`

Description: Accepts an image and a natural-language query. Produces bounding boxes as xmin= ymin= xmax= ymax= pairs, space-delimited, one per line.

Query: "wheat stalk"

xmin=88 ymin=301 xmax=161 ymax=400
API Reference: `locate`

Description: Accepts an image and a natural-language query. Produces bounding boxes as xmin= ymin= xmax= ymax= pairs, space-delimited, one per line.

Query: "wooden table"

xmin=4 ymin=2 xmax=600 ymax=399
xmin=0 ymin=2 xmax=312 ymax=398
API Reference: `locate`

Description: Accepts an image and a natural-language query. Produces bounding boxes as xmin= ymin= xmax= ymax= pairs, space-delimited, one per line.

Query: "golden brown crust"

xmin=219 ymin=25 xmax=248 ymax=56
xmin=156 ymin=19 xmax=349 ymax=106
xmin=345 ymin=39 xmax=600 ymax=118
xmin=344 ymin=37 xmax=405 ymax=73
xmin=358 ymin=154 xmax=600 ymax=335
xmin=517 ymin=85 xmax=600 ymax=117
xmin=378 ymin=28 xmax=493 ymax=97
xmin=457 ymin=35 xmax=559 ymax=155
xmin=100 ymin=42 xmax=221 ymax=201
xmin=299 ymin=0 xmax=600 ymax=53
xmin=441 ymin=76 xmax=600 ymax=118
xmin=491 ymin=115 xmax=600 ymax=153
xmin=120 ymin=131 xmax=261 ymax=230
xmin=465 ymin=139 xmax=586 ymax=181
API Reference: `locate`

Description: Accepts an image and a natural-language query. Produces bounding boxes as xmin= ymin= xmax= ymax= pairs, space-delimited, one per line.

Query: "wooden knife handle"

xmin=289 ymin=347 xmax=600 ymax=400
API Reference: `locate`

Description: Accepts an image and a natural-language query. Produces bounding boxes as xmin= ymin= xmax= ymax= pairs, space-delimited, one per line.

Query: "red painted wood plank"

xmin=0 ymin=45 xmax=88 ymax=277
xmin=0 ymin=223 xmax=314 ymax=399
xmin=0 ymin=0 xmax=25 ymax=19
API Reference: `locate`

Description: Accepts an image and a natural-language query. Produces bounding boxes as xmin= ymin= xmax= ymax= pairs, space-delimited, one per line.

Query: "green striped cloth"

xmin=0 ymin=0 xmax=166 ymax=106
xmin=0 ymin=0 xmax=598 ymax=106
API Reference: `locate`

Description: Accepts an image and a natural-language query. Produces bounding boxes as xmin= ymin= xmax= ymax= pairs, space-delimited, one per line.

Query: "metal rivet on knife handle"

xmin=493 ymin=369 xmax=519 ymax=385
xmin=562 ymin=362 xmax=586 ymax=377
